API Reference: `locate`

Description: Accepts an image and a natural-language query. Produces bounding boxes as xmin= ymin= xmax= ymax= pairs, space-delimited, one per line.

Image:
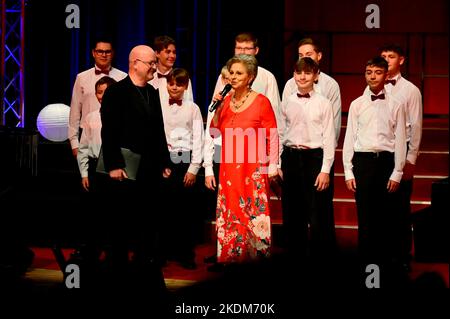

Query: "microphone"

xmin=209 ymin=84 xmax=232 ymax=112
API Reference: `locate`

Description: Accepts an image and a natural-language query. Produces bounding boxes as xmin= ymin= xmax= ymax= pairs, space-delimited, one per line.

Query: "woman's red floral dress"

xmin=211 ymin=93 xmax=278 ymax=263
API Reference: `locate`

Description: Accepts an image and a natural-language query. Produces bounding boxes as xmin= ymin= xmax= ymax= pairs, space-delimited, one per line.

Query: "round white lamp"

xmin=36 ymin=103 xmax=70 ymax=142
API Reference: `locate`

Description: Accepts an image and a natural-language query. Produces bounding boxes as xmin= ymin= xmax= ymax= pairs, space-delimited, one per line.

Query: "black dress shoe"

xmin=204 ymin=255 xmax=217 ymax=264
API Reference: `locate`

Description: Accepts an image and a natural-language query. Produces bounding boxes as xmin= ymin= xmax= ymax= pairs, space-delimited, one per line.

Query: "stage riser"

xmin=268 ymin=199 xmax=430 ymax=226
xmin=333 ymin=151 xmax=448 ymax=177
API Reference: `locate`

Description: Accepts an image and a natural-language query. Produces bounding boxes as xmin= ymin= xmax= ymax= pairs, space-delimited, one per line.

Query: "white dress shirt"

xmin=77 ymin=109 xmax=102 ymax=178
xmin=203 ymin=66 xmax=281 ymax=176
xmin=149 ymin=68 xmax=194 ymax=107
xmin=384 ymin=73 xmax=423 ymax=164
xmin=161 ymin=99 xmax=204 ymax=175
xmin=68 ymin=66 xmax=127 ymax=149
xmin=342 ymin=89 xmax=407 ymax=183
xmin=282 ymin=71 xmax=341 ymax=142
xmin=278 ymin=90 xmax=336 ymax=173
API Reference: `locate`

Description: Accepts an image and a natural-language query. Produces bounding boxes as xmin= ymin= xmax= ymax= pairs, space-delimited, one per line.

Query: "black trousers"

xmin=160 ymin=152 xmax=197 ymax=262
xmin=205 ymin=145 xmax=221 ymax=221
xmin=394 ymin=141 xmax=413 ymax=264
xmin=281 ymin=147 xmax=336 ymax=262
xmin=396 ymin=178 xmax=413 ymax=263
xmin=101 ymin=177 xmax=166 ymax=290
xmin=77 ymin=157 xmax=107 ymax=261
xmin=352 ymin=151 xmax=403 ymax=266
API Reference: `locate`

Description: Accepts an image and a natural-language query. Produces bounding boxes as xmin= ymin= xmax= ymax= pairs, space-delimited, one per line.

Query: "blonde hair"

xmin=220 ymin=65 xmax=230 ymax=79
xmin=226 ymin=54 xmax=258 ymax=85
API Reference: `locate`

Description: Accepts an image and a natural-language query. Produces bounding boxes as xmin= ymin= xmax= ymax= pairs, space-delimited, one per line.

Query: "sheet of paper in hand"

xmin=96 ymin=148 xmax=141 ymax=181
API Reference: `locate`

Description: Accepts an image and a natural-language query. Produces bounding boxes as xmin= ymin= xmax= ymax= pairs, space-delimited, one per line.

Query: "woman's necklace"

xmin=230 ymin=89 xmax=252 ymax=125
xmin=231 ymin=89 xmax=252 ymax=111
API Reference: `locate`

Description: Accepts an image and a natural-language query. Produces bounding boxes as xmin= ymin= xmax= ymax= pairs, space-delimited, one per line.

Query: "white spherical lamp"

xmin=36 ymin=103 xmax=70 ymax=142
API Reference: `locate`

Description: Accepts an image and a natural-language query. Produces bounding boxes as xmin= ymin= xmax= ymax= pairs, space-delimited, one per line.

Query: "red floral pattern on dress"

xmin=216 ymin=165 xmax=271 ymax=262
xmin=212 ymin=94 xmax=278 ymax=264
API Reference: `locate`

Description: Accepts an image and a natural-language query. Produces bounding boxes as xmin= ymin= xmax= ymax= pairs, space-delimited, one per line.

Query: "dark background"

xmin=23 ymin=0 xmax=449 ymax=129
xmin=24 ymin=0 xmax=285 ymax=125
xmin=0 ymin=0 xmax=448 ymax=285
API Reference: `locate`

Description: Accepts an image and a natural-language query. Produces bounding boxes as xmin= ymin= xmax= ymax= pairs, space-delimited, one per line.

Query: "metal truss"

xmin=1 ymin=0 xmax=25 ymax=127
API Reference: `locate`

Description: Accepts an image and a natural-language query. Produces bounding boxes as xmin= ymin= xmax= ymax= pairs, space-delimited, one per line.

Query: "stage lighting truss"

xmin=1 ymin=0 xmax=25 ymax=128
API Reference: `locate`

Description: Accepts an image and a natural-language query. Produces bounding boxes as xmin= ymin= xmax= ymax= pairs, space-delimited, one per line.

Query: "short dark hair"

xmin=95 ymin=76 xmax=117 ymax=91
xmin=379 ymin=43 xmax=405 ymax=57
xmin=366 ymin=56 xmax=389 ymax=71
xmin=167 ymin=68 xmax=190 ymax=87
xmin=298 ymin=37 xmax=321 ymax=53
xmin=235 ymin=32 xmax=258 ymax=47
xmin=154 ymin=35 xmax=176 ymax=53
xmin=294 ymin=57 xmax=319 ymax=74
xmin=91 ymin=37 xmax=114 ymax=50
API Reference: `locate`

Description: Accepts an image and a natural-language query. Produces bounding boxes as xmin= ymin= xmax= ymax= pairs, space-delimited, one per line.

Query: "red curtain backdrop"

xmin=283 ymin=0 xmax=449 ymax=115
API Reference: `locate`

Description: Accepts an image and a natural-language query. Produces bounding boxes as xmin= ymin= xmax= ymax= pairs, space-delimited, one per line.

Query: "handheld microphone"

xmin=209 ymin=84 xmax=232 ymax=112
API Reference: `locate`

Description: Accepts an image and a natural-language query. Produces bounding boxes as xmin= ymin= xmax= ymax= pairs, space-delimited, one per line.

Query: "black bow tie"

xmin=95 ymin=69 xmax=110 ymax=75
xmin=157 ymin=72 xmax=169 ymax=79
xmin=371 ymin=93 xmax=385 ymax=101
xmin=169 ymin=98 xmax=182 ymax=106
xmin=385 ymin=79 xmax=396 ymax=86
xmin=297 ymin=93 xmax=311 ymax=99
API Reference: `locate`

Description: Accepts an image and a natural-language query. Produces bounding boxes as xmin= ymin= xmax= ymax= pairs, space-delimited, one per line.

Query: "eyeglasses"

xmin=135 ymin=58 xmax=158 ymax=68
xmin=94 ymin=49 xmax=113 ymax=56
xmin=235 ymin=47 xmax=255 ymax=52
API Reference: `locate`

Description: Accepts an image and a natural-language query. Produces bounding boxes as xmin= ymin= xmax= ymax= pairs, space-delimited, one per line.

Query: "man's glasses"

xmin=94 ymin=49 xmax=113 ymax=56
xmin=135 ymin=59 xmax=158 ymax=68
xmin=235 ymin=47 xmax=255 ymax=52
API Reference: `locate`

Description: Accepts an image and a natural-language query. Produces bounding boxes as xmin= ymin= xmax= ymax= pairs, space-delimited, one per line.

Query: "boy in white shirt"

xmin=278 ymin=57 xmax=336 ymax=263
xmin=203 ymin=65 xmax=232 ymax=189
xmin=68 ymin=39 xmax=126 ymax=158
xmin=202 ymin=65 xmax=233 ymax=264
xmin=343 ymin=57 xmax=407 ymax=280
xmin=282 ymin=38 xmax=341 ymax=142
xmin=380 ymin=44 xmax=423 ymax=271
xmin=77 ymin=76 xmax=117 ymax=191
xmin=160 ymin=68 xmax=204 ymax=270
xmin=149 ymin=35 xmax=194 ymax=106
xmin=72 ymin=76 xmax=116 ymax=283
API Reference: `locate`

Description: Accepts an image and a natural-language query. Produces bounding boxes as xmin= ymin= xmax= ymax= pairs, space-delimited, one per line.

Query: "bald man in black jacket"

xmin=100 ymin=45 xmax=172 ymax=293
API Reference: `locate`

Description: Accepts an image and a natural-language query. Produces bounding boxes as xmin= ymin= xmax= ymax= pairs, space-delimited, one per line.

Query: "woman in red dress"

xmin=210 ymin=54 xmax=279 ymax=264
